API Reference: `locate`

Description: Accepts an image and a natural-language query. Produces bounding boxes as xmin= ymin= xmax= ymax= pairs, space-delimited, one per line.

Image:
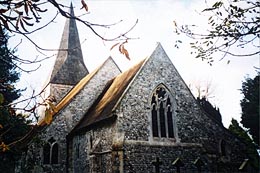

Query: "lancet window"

xmin=43 ymin=137 xmax=59 ymax=164
xmin=151 ymin=85 xmax=175 ymax=138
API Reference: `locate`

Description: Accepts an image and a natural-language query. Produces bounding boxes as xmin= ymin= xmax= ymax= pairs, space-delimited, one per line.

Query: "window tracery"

xmin=151 ymin=85 xmax=176 ymax=138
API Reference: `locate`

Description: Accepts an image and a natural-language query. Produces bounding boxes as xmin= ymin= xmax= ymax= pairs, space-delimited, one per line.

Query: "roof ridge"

xmin=38 ymin=57 xmax=115 ymax=126
xmin=111 ymin=58 xmax=148 ymax=112
xmin=110 ymin=43 xmax=162 ymax=112
xmin=70 ymin=58 xmax=147 ymax=134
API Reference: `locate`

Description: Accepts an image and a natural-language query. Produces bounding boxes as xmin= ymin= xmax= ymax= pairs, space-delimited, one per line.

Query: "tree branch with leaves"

xmin=0 ymin=0 xmax=139 ymax=156
xmin=0 ymin=0 xmax=137 ymax=68
xmin=173 ymin=0 xmax=260 ymax=65
xmin=0 ymin=0 xmax=138 ymax=116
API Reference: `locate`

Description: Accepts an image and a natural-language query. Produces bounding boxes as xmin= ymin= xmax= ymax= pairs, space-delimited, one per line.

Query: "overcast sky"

xmin=10 ymin=0 xmax=259 ymax=127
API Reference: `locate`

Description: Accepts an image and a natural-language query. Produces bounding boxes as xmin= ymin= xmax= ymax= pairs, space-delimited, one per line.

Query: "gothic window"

xmin=151 ymin=85 xmax=176 ymax=138
xmin=167 ymin=97 xmax=174 ymax=138
xmin=151 ymin=95 xmax=159 ymax=137
xmin=43 ymin=137 xmax=59 ymax=164
xmin=52 ymin=143 xmax=59 ymax=164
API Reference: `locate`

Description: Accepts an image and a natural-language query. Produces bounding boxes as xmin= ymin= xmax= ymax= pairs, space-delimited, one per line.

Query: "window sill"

xmin=124 ymin=139 xmax=202 ymax=148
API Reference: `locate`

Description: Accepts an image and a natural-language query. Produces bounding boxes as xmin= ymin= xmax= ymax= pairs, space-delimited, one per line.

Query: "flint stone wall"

xmin=15 ymin=58 xmax=120 ymax=173
xmin=114 ymin=45 xmax=247 ymax=172
xmin=72 ymin=121 xmax=117 ymax=173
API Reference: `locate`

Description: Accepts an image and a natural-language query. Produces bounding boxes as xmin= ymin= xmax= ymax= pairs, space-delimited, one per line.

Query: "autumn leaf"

xmin=20 ymin=19 xmax=29 ymax=32
xmin=47 ymin=95 xmax=56 ymax=103
xmin=110 ymin=41 xmax=131 ymax=60
xmin=44 ymin=107 xmax=52 ymax=125
xmin=81 ymin=0 xmax=88 ymax=12
xmin=121 ymin=45 xmax=130 ymax=60
xmin=0 ymin=124 xmax=3 ymax=129
xmin=119 ymin=42 xmax=130 ymax=60
xmin=0 ymin=9 xmax=8 ymax=14
xmin=15 ymin=2 xmax=23 ymax=9
xmin=0 ymin=142 xmax=9 ymax=152
xmin=110 ymin=42 xmax=120 ymax=51
xmin=22 ymin=17 xmax=34 ymax=26
xmin=24 ymin=2 xmax=29 ymax=16
xmin=0 ymin=16 xmax=10 ymax=31
xmin=48 ymin=102 xmax=57 ymax=113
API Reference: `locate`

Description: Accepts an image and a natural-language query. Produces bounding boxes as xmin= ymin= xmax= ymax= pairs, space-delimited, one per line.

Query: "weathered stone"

xmin=16 ymin=17 xmax=252 ymax=173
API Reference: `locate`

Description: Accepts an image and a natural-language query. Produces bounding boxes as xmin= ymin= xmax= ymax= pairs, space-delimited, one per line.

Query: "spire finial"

xmin=69 ymin=2 xmax=75 ymax=17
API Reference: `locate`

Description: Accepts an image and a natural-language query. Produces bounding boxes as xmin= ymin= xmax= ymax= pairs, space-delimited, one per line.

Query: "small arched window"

xmin=52 ymin=143 xmax=59 ymax=164
xmin=43 ymin=143 xmax=51 ymax=164
xmin=151 ymin=84 xmax=176 ymax=138
xmin=43 ymin=137 xmax=59 ymax=164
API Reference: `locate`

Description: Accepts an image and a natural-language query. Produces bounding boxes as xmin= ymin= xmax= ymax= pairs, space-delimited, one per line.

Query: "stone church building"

xmin=16 ymin=4 xmax=252 ymax=173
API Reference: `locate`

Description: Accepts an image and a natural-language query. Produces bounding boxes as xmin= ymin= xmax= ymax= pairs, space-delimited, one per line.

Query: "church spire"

xmin=50 ymin=3 xmax=88 ymax=85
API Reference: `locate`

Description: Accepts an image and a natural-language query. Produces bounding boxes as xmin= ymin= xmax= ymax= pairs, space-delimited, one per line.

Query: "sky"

xmin=10 ymin=0 xmax=259 ymax=127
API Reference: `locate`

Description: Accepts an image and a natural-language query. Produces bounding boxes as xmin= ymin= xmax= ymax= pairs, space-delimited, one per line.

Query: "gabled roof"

xmin=50 ymin=3 xmax=88 ymax=85
xmin=39 ymin=57 xmax=117 ymax=127
xmin=70 ymin=58 xmax=147 ymax=135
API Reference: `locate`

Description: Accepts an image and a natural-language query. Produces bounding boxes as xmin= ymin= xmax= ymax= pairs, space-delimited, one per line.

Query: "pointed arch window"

xmin=43 ymin=143 xmax=51 ymax=164
xmin=43 ymin=137 xmax=59 ymax=164
xmin=151 ymin=85 xmax=176 ymax=138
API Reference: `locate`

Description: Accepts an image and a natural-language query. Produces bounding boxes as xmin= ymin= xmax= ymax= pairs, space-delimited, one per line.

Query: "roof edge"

xmin=112 ymin=57 xmax=149 ymax=112
xmin=111 ymin=43 xmax=162 ymax=112
xmin=38 ymin=56 xmax=115 ymax=126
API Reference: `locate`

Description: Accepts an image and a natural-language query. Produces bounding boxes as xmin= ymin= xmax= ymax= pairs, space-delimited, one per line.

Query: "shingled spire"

xmin=45 ymin=3 xmax=88 ymax=103
xmin=50 ymin=3 xmax=88 ymax=85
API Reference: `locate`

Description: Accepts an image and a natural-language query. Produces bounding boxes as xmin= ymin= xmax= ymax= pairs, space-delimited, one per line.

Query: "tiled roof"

xmin=38 ymin=58 xmax=113 ymax=127
xmin=70 ymin=58 xmax=147 ymax=135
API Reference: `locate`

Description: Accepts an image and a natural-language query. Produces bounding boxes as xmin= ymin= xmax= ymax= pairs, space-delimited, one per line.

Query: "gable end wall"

xmin=114 ymin=45 xmax=247 ymax=172
xmin=17 ymin=58 xmax=121 ymax=173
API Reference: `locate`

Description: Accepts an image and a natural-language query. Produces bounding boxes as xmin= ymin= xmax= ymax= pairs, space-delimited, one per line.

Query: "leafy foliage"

xmin=229 ymin=118 xmax=253 ymax=143
xmin=0 ymin=0 xmax=86 ymax=33
xmin=0 ymin=0 xmax=45 ymax=32
xmin=197 ymin=97 xmax=222 ymax=125
xmin=240 ymin=73 xmax=259 ymax=146
xmin=229 ymin=118 xmax=259 ymax=169
xmin=173 ymin=0 xmax=260 ymax=64
xmin=0 ymin=28 xmax=21 ymax=103
xmin=0 ymin=0 xmax=136 ymax=59
xmin=0 ymin=27 xmax=31 ymax=171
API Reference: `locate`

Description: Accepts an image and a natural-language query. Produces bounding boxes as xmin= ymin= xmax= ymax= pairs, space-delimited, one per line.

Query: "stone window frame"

xmin=149 ymin=83 xmax=178 ymax=142
xmin=42 ymin=137 xmax=59 ymax=165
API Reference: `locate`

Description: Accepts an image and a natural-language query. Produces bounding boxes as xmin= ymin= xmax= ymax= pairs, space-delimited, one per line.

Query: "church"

xmin=15 ymin=4 xmax=252 ymax=173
